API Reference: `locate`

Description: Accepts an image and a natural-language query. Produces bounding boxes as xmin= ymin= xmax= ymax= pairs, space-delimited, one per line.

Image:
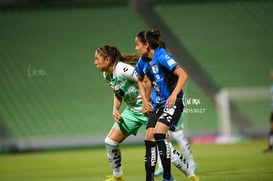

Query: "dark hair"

xmin=121 ymin=54 xmax=140 ymax=66
xmin=97 ymin=45 xmax=139 ymax=66
xmin=136 ymin=29 xmax=166 ymax=49
xmin=96 ymin=45 xmax=122 ymax=66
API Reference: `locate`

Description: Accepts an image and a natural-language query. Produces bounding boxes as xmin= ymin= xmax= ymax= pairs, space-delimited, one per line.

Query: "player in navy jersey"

xmin=134 ymin=29 xmax=200 ymax=181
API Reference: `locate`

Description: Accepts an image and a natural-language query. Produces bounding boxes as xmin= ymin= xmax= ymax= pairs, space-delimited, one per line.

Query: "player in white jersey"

xmin=95 ymin=45 xmax=147 ymax=181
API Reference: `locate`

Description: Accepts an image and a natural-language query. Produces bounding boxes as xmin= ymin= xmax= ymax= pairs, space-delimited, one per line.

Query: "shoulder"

xmin=156 ymin=48 xmax=177 ymax=68
xmin=136 ymin=57 xmax=145 ymax=65
xmin=115 ymin=62 xmax=134 ymax=76
xmin=156 ymin=48 xmax=171 ymax=59
xmin=135 ymin=58 xmax=147 ymax=75
xmin=116 ymin=61 xmax=134 ymax=71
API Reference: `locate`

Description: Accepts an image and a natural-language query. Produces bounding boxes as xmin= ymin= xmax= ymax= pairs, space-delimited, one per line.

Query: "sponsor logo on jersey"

xmin=123 ymin=67 xmax=128 ymax=72
xmin=152 ymin=65 xmax=159 ymax=74
xmin=167 ymin=58 xmax=176 ymax=67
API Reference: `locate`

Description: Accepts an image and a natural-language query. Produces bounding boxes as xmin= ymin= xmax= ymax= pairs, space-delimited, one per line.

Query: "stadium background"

xmin=0 ymin=0 xmax=272 ymax=152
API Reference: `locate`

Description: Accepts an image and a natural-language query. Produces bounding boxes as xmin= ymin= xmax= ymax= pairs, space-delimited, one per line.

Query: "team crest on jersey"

xmin=152 ymin=65 xmax=159 ymax=74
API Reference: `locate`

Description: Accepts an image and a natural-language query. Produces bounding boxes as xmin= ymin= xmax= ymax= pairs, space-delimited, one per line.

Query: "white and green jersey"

xmin=103 ymin=61 xmax=143 ymax=114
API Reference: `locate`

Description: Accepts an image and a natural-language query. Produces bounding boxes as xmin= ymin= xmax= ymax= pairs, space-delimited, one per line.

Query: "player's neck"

xmin=147 ymin=49 xmax=154 ymax=59
xmin=107 ymin=64 xmax=115 ymax=77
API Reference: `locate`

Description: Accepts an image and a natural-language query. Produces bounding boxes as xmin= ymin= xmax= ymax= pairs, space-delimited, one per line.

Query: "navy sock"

xmin=154 ymin=133 xmax=171 ymax=179
xmin=144 ymin=140 xmax=157 ymax=181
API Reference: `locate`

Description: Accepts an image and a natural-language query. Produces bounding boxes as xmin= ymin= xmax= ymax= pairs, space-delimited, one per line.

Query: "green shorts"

xmin=113 ymin=108 xmax=147 ymax=135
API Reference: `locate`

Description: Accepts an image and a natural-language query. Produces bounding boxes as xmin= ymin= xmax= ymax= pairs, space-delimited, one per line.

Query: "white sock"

xmin=169 ymin=142 xmax=194 ymax=177
xmin=105 ymin=137 xmax=123 ymax=177
xmin=156 ymin=147 xmax=163 ymax=170
xmin=171 ymin=130 xmax=196 ymax=167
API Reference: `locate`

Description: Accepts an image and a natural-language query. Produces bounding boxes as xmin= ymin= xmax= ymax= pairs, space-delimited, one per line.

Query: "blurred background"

xmin=0 ymin=0 xmax=272 ymax=152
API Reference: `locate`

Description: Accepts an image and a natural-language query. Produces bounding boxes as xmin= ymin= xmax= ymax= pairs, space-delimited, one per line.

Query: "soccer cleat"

xmin=162 ymin=176 xmax=175 ymax=181
xmin=154 ymin=168 xmax=163 ymax=176
xmin=188 ymin=175 xmax=200 ymax=181
xmin=103 ymin=175 xmax=125 ymax=181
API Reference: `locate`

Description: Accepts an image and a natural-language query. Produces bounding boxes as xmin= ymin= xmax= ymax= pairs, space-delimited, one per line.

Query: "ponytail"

xmin=137 ymin=29 xmax=166 ymax=49
xmin=120 ymin=54 xmax=140 ymax=66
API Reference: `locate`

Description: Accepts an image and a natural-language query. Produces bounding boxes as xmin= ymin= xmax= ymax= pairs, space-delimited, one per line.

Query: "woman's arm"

xmin=143 ymin=75 xmax=152 ymax=101
xmin=112 ymin=93 xmax=123 ymax=123
xmin=166 ymin=65 xmax=188 ymax=108
xmin=137 ymin=75 xmax=154 ymax=114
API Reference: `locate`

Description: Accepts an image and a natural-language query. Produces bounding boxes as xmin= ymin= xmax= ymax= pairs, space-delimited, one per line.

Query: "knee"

xmin=104 ymin=137 xmax=119 ymax=147
xmin=145 ymin=128 xmax=155 ymax=141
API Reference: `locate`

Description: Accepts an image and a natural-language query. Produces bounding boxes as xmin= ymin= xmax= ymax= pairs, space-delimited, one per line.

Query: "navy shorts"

xmin=146 ymin=97 xmax=184 ymax=131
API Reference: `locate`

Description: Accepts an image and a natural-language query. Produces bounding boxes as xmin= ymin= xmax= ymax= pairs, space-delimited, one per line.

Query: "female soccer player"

xmin=94 ymin=45 xmax=196 ymax=181
xmin=134 ymin=29 xmax=200 ymax=181
xmin=94 ymin=45 xmax=147 ymax=181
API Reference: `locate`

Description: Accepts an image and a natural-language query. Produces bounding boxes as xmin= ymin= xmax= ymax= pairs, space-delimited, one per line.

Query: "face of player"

xmin=135 ymin=36 xmax=149 ymax=57
xmin=94 ymin=51 xmax=110 ymax=72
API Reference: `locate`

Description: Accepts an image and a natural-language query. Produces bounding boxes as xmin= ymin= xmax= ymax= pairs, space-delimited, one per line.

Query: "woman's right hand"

xmin=142 ymin=100 xmax=153 ymax=115
xmin=112 ymin=109 xmax=121 ymax=124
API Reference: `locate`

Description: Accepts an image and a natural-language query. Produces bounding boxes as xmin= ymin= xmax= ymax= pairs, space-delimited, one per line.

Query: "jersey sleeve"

xmin=116 ymin=62 xmax=138 ymax=81
xmin=158 ymin=53 xmax=178 ymax=71
xmin=135 ymin=58 xmax=145 ymax=76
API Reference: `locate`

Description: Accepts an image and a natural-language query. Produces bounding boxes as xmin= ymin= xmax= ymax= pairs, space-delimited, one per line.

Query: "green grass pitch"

xmin=0 ymin=139 xmax=272 ymax=181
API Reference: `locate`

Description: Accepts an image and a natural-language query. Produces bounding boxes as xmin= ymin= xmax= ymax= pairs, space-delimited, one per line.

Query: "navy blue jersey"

xmin=135 ymin=48 xmax=184 ymax=109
